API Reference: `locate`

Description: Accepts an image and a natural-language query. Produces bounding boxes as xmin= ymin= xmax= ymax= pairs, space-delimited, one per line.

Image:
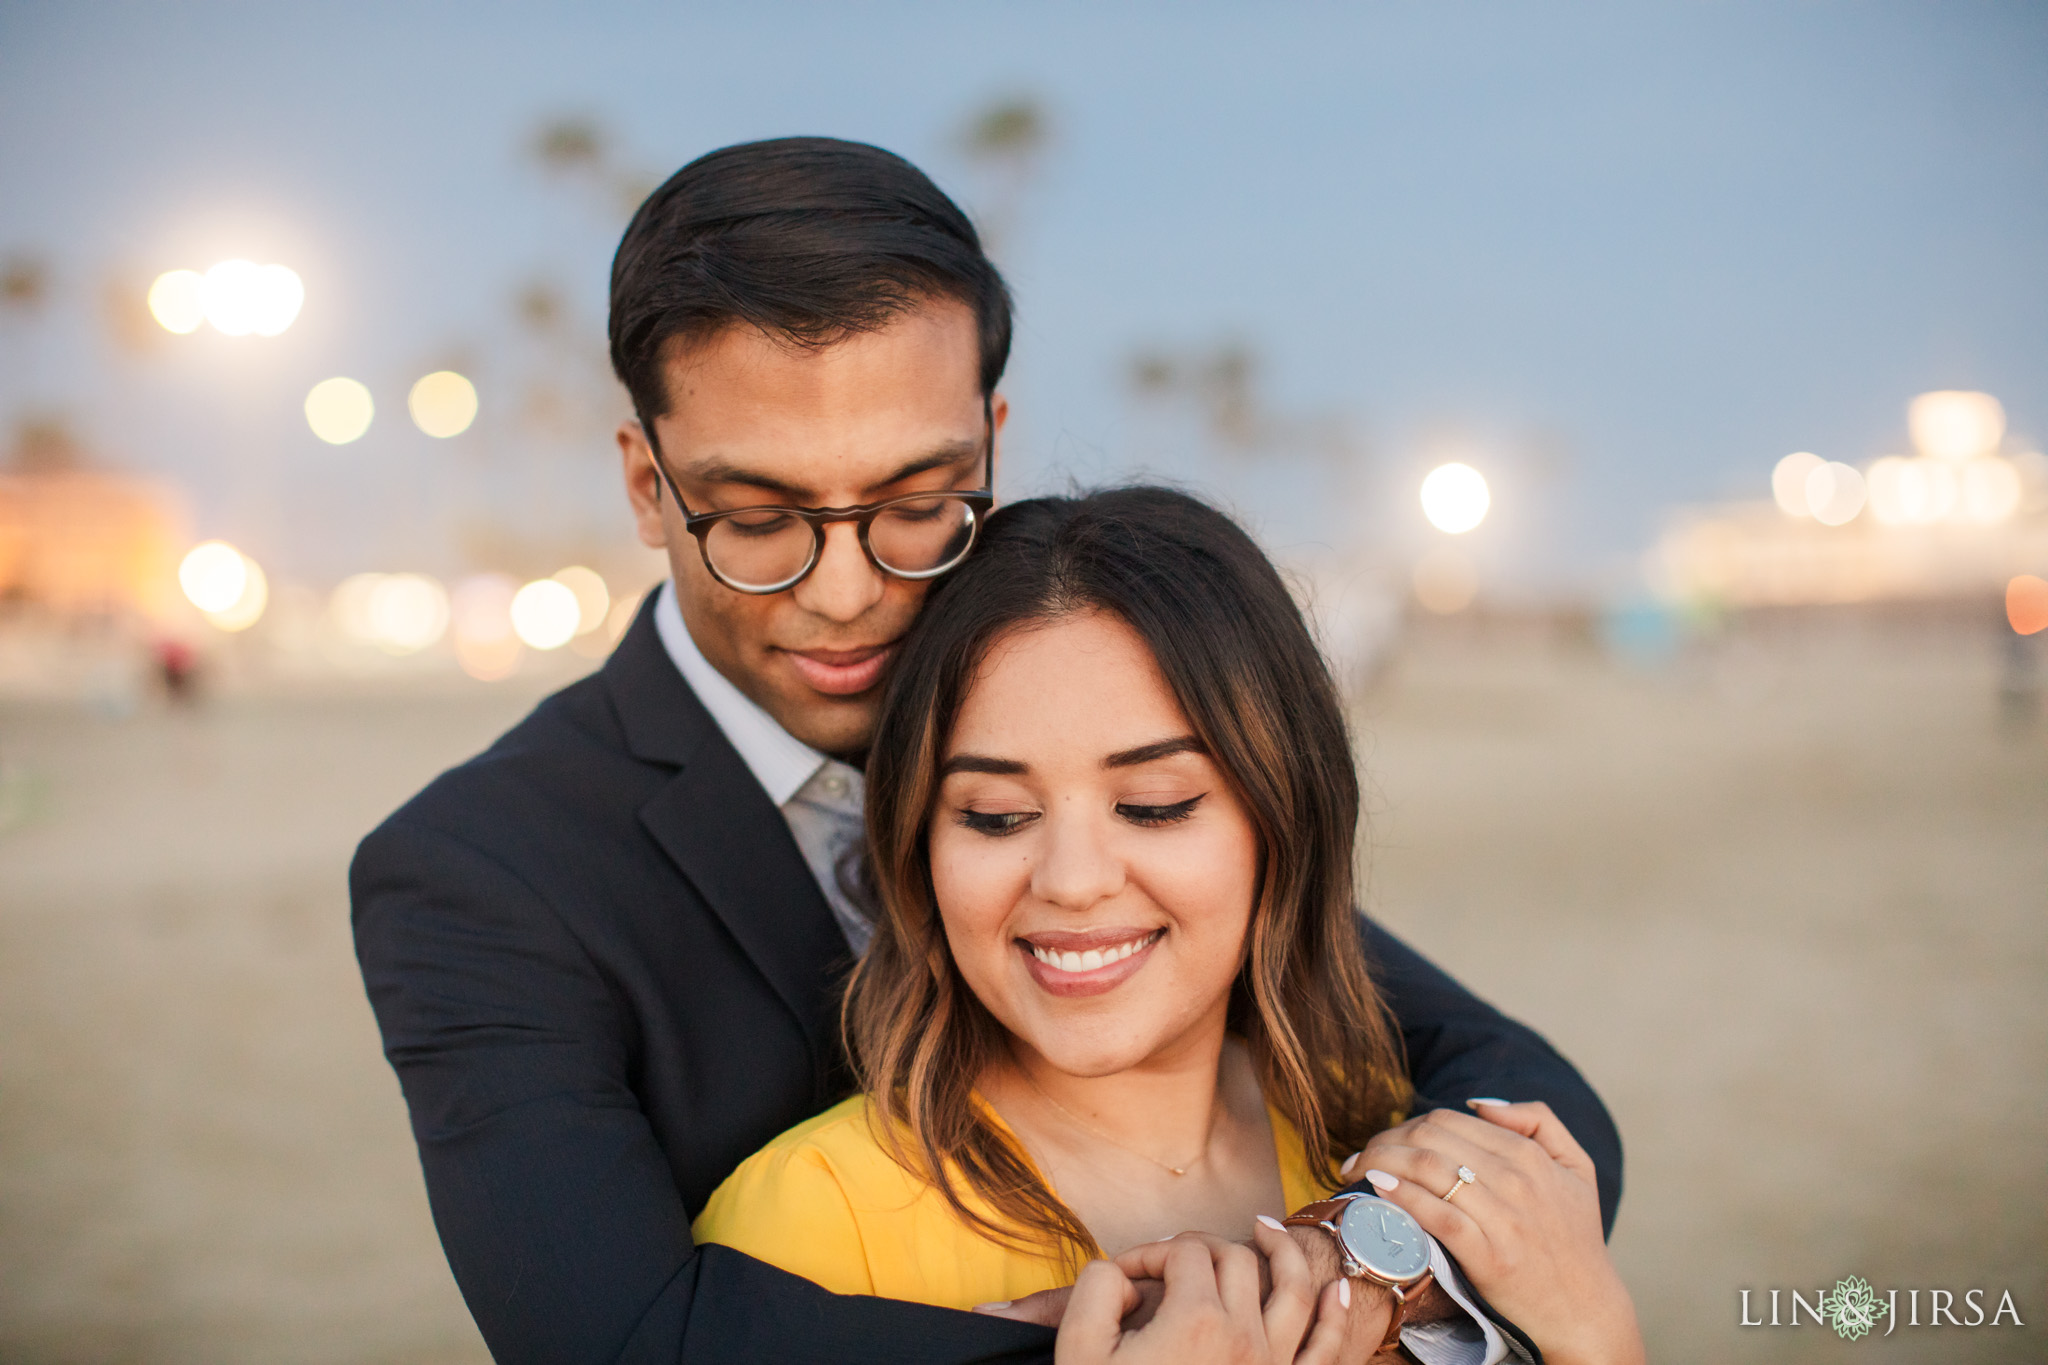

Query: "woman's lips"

xmin=1017 ymin=929 xmax=1164 ymax=998
xmin=782 ymin=644 xmax=894 ymax=696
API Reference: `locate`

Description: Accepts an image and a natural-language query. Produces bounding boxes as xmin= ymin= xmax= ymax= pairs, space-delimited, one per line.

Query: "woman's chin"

xmin=1012 ymin=1035 xmax=1159 ymax=1081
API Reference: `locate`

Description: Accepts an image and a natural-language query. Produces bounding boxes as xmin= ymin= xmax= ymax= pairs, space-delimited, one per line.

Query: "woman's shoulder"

xmin=728 ymin=1094 xmax=919 ymax=1187
xmin=692 ymin=1095 xmax=895 ymax=1296
xmin=749 ymin=1093 xmax=879 ymax=1154
xmin=694 ymin=1093 xmax=1069 ymax=1309
xmin=702 ymin=1094 xmax=908 ymax=1200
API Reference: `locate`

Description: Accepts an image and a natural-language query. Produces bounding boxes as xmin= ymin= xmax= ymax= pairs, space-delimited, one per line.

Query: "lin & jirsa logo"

xmin=1740 ymin=1276 xmax=2025 ymax=1340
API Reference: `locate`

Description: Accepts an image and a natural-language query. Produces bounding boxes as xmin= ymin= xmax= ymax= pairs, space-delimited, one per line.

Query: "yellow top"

xmin=692 ymin=1093 xmax=1337 ymax=1310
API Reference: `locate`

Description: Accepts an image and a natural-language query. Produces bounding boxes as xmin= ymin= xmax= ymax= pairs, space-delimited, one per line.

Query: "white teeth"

xmin=1029 ymin=931 xmax=1160 ymax=972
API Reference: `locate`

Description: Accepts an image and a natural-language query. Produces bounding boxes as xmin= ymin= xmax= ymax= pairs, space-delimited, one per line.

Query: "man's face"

xmin=619 ymin=298 xmax=1002 ymax=757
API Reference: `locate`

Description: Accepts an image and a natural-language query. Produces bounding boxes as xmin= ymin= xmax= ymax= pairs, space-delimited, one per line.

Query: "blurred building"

xmin=1651 ymin=394 xmax=2048 ymax=609
xmin=0 ymin=423 xmax=187 ymax=621
xmin=1652 ymin=499 xmax=2048 ymax=607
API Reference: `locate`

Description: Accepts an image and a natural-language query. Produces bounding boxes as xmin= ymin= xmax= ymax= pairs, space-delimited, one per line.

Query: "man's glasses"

xmin=646 ymin=398 xmax=995 ymax=595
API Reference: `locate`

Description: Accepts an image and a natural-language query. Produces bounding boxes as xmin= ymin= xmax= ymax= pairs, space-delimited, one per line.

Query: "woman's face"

xmin=929 ymin=610 xmax=1261 ymax=1079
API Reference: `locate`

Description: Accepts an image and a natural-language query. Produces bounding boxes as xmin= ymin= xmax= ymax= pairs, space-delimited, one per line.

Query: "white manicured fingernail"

xmin=1340 ymin=1151 xmax=1360 ymax=1177
xmin=973 ymin=1301 xmax=1011 ymax=1313
xmin=1338 ymin=1279 xmax=1352 ymax=1308
xmin=1364 ymin=1168 xmax=1398 ymax=1192
xmin=1468 ymin=1097 xmax=1509 ymax=1107
xmin=1256 ymin=1214 xmax=1286 ymax=1231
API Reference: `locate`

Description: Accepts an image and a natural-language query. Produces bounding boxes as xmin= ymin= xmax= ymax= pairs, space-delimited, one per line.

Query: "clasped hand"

xmin=993 ymin=1219 xmax=1388 ymax=1364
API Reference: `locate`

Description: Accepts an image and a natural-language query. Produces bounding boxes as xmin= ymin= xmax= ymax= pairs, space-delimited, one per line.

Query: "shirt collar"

xmin=653 ymin=579 xmax=826 ymax=806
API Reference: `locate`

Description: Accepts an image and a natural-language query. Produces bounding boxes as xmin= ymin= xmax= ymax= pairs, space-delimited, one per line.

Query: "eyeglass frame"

xmin=642 ymin=395 xmax=996 ymax=596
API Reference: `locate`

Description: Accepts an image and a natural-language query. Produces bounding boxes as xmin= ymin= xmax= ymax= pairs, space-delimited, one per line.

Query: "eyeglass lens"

xmin=703 ymin=496 xmax=979 ymax=590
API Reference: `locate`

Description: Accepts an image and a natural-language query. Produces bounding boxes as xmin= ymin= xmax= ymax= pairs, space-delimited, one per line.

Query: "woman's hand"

xmin=1053 ymin=1221 xmax=1356 ymax=1364
xmin=1349 ymin=1100 xmax=1643 ymax=1365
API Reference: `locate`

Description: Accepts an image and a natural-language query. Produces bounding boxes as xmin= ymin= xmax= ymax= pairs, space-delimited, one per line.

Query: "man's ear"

xmin=619 ymin=419 xmax=669 ymax=550
xmin=988 ymin=392 xmax=1009 ymax=495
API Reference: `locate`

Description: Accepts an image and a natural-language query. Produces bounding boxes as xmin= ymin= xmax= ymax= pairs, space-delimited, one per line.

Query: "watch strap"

xmin=1282 ymin=1195 xmax=1436 ymax=1353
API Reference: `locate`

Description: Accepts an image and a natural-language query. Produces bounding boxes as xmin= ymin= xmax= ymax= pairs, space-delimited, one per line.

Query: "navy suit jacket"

xmin=351 ymin=594 xmax=1620 ymax=1364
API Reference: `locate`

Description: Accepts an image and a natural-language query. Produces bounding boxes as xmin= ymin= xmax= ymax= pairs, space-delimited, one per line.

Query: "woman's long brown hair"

xmin=843 ymin=486 xmax=1407 ymax=1263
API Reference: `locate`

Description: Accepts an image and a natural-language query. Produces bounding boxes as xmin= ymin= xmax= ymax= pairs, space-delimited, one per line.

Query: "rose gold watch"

xmin=1284 ymin=1193 xmax=1437 ymax=1353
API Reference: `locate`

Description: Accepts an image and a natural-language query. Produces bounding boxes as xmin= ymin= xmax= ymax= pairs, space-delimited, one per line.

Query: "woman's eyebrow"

xmin=1103 ymin=736 xmax=1204 ymax=768
xmin=940 ymin=753 xmax=1028 ymax=776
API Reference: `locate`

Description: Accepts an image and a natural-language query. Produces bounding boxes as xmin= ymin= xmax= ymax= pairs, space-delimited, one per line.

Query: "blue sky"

xmin=3 ymin=1 xmax=2043 ymax=592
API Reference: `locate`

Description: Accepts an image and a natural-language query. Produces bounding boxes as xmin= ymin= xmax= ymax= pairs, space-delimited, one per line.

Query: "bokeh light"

xmin=1959 ymin=456 xmax=2022 ymax=523
xmin=330 ymin=573 xmax=387 ymax=643
xmin=1771 ymin=452 xmax=1825 ymax=517
xmin=365 ymin=574 xmax=450 ymax=654
xmin=409 ymin=371 xmax=478 ymax=438
xmin=602 ymin=594 xmax=639 ymax=641
xmin=329 ymin=573 xmax=453 ymax=653
xmin=551 ymin=565 xmax=610 ymax=635
xmin=200 ymin=260 xmax=304 ymax=336
xmin=1412 ymin=546 xmax=1478 ymax=614
xmin=179 ymin=541 xmax=267 ymax=631
xmin=179 ymin=541 xmax=250 ymax=613
xmin=1865 ymin=456 xmax=1945 ymax=525
xmin=1805 ymin=461 xmax=1866 ymax=526
xmin=2009 ymin=575 xmax=2048 ymax=636
xmin=146 ymin=270 xmax=206 ymax=333
xmin=452 ymin=574 xmax=521 ymax=680
xmin=1909 ymin=390 xmax=2005 ymax=462
xmin=510 ymin=578 xmax=580 ymax=650
xmin=1420 ymin=462 xmax=1490 ymax=534
xmin=305 ymin=378 xmax=375 ymax=445
xmin=205 ymin=559 xmax=268 ymax=632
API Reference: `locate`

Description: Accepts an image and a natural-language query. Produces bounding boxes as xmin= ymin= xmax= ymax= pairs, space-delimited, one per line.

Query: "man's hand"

xmin=983 ymin=1223 xmax=1391 ymax=1364
xmin=1045 ymin=1223 xmax=1353 ymax=1364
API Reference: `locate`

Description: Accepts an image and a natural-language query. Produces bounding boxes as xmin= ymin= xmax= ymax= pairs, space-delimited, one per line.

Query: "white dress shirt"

xmin=654 ymin=582 xmax=873 ymax=953
xmin=653 ymin=579 xmax=1516 ymax=1364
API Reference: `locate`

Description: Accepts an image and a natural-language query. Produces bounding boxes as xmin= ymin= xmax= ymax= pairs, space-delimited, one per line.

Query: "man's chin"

xmin=770 ymin=691 xmax=881 ymax=759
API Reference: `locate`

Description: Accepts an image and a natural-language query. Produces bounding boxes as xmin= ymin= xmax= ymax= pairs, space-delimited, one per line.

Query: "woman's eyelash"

xmin=1115 ymin=794 xmax=1204 ymax=827
xmin=958 ymin=809 xmax=1038 ymax=835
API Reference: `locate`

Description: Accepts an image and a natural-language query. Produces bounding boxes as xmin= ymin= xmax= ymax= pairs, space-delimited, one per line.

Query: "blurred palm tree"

xmin=958 ymin=95 xmax=1048 ymax=258
xmin=1 ymin=257 xmax=48 ymax=311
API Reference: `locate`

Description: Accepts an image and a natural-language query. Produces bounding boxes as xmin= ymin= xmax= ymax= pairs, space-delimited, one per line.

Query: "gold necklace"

xmin=1022 ymin=1073 xmax=1208 ymax=1178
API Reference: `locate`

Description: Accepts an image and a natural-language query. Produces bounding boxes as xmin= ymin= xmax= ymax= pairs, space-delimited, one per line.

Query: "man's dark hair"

xmin=609 ymin=136 xmax=1012 ymax=434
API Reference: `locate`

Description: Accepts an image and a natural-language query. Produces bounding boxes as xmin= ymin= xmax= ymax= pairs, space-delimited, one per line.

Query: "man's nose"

xmin=1030 ymin=805 xmax=1127 ymax=912
xmin=790 ymin=521 xmax=887 ymax=623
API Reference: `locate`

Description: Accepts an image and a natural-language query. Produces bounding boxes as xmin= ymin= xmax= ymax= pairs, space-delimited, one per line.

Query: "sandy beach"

xmin=1 ymin=618 xmax=2041 ymax=1363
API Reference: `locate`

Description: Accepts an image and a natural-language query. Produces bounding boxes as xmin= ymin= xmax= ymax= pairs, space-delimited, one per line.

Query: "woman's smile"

xmin=1018 ymin=928 xmax=1165 ymax=996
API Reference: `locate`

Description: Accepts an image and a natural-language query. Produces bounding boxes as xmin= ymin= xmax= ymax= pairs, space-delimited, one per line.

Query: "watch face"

xmin=1338 ymin=1196 xmax=1431 ymax=1282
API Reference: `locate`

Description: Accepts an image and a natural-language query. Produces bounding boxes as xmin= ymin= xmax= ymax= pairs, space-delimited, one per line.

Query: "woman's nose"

xmin=1029 ymin=806 xmax=1126 ymax=912
xmin=790 ymin=521 xmax=886 ymax=623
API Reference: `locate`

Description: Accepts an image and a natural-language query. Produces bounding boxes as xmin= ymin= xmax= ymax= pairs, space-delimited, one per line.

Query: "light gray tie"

xmin=780 ymin=760 xmax=875 ymax=954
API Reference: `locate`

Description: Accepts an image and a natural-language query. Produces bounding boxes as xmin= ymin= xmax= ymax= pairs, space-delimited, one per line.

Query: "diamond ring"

xmin=1440 ymin=1165 xmax=1478 ymax=1203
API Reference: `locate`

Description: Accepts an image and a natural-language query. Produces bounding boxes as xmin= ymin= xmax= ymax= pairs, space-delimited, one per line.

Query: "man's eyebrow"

xmin=678 ymin=438 xmax=984 ymax=504
xmin=1104 ymin=736 xmax=1205 ymax=768
xmin=940 ymin=753 xmax=1028 ymax=776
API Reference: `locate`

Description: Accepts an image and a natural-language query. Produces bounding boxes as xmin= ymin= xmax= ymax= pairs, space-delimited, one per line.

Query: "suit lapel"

xmin=604 ymin=591 xmax=852 ymax=1062
xmin=637 ymin=744 xmax=851 ymax=1057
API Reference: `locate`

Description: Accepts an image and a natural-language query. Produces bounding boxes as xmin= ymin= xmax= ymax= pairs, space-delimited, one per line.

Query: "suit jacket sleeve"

xmin=1361 ymin=916 xmax=1623 ymax=1236
xmin=351 ymin=818 xmax=1053 ymax=1365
